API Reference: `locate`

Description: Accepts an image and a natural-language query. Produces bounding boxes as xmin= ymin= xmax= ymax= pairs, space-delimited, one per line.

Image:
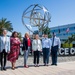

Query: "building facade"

xmin=50 ymin=23 xmax=75 ymax=43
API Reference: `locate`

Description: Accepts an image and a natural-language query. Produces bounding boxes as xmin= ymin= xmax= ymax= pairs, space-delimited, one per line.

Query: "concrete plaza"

xmin=0 ymin=56 xmax=75 ymax=75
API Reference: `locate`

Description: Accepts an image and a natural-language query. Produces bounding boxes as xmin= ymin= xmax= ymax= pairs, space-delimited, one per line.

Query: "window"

xmin=63 ymin=34 xmax=65 ymax=35
xmin=58 ymin=29 xmax=60 ymax=33
xmin=70 ymin=27 xmax=74 ymax=30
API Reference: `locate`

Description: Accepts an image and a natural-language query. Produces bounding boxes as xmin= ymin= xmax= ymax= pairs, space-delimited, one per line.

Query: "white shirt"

xmin=51 ymin=36 xmax=61 ymax=49
xmin=32 ymin=39 xmax=42 ymax=51
xmin=42 ymin=38 xmax=52 ymax=49
xmin=0 ymin=36 xmax=10 ymax=53
xmin=3 ymin=36 xmax=6 ymax=43
xmin=3 ymin=36 xmax=7 ymax=49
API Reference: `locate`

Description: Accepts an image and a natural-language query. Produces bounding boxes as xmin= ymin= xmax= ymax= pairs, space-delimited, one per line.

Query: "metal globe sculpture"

xmin=22 ymin=4 xmax=51 ymax=34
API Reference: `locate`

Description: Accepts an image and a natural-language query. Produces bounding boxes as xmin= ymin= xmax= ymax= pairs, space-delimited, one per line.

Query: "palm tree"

xmin=65 ymin=34 xmax=75 ymax=48
xmin=65 ymin=34 xmax=75 ymax=43
xmin=0 ymin=18 xmax=13 ymax=35
xmin=18 ymin=32 xmax=22 ymax=42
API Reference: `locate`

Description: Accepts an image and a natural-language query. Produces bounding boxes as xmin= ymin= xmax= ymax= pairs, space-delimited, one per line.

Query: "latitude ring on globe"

xmin=22 ymin=4 xmax=51 ymax=33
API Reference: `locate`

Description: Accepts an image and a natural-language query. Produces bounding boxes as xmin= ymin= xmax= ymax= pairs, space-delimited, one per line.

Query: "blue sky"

xmin=0 ymin=0 xmax=75 ymax=35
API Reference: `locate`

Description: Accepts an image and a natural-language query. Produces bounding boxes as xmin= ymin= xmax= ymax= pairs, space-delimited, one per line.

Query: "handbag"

xmin=22 ymin=46 xmax=25 ymax=51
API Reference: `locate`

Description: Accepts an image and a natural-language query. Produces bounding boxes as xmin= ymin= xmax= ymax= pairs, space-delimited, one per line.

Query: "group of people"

xmin=0 ymin=29 xmax=61 ymax=71
xmin=0 ymin=29 xmax=21 ymax=70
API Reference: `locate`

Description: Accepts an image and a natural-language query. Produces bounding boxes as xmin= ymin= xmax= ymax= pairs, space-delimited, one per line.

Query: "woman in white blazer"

xmin=32 ymin=34 xmax=42 ymax=67
xmin=0 ymin=29 xmax=10 ymax=71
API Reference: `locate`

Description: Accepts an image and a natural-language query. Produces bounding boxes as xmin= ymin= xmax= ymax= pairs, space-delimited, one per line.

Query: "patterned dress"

xmin=8 ymin=37 xmax=21 ymax=62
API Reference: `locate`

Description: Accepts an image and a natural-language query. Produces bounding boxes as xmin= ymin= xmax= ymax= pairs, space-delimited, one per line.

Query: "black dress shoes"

xmin=3 ymin=67 xmax=6 ymax=71
xmin=51 ymin=64 xmax=57 ymax=66
xmin=55 ymin=64 xmax=57 ymax=66
xmin=51 ymin=64 xmax=54 ymax=65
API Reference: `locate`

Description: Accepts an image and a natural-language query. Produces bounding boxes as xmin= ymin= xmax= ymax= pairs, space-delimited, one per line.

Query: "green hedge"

xmin=61 ymin=43 xmax=73 ymax=48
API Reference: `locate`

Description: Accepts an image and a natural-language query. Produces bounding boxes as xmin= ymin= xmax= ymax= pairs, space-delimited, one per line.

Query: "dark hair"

xmin=11 ymin=31 xmax=18 ymax=37
xmin=53 ymin=32 xmax=54 ymax=35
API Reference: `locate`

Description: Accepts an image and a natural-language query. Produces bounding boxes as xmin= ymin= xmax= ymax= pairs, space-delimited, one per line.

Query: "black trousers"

xmin=0 ymin=49 xmax=7 ymax=67
xmin=51 ymin=45 xmax=58 ymax=65
xmin=34 ymin=51 xmax=40 ymax=64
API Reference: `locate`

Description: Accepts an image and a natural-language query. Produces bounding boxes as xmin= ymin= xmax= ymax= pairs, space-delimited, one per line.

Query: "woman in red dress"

xmin=8 ymin=31 xmax=21 ymax=70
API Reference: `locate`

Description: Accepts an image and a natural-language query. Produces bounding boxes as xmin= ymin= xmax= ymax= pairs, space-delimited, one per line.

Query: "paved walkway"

xmin=0 ymin=61 xmax=75 ymax=75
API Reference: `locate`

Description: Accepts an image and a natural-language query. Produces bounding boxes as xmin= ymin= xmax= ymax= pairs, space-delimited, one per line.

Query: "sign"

xmin=58 ymin=48 xmax=75 ymax=56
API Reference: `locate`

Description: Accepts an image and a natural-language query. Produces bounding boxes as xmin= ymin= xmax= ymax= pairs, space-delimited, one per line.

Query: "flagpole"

xmin=66 ymin=27 xmax=70 ymax=48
